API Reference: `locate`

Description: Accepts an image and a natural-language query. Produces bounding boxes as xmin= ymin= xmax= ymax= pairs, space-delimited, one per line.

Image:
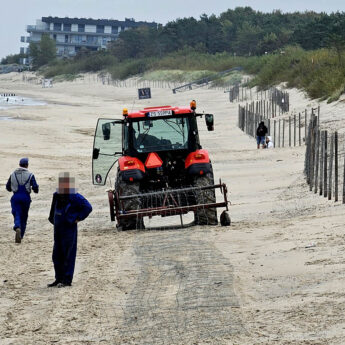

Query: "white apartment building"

xmin=21 ymin=16 xmax=157 ymax=57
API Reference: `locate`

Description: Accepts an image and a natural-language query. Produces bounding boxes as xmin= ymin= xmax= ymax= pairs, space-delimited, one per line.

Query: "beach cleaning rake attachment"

xmin=107 ymin=180 xmax=230 ymax=228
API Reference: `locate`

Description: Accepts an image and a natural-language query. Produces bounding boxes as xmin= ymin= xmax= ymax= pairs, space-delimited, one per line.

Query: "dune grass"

xmin=41 ymin=46 xmax=345 ymax=102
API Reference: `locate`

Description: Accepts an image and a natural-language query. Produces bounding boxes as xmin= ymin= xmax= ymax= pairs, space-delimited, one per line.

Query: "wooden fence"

xmin=229 ymin=85 xmax=289 ymax=110
xmin=238 ymin=103 xmax=320 ymax=148
xmin=304 ymin=114 xmax=345 ymax=203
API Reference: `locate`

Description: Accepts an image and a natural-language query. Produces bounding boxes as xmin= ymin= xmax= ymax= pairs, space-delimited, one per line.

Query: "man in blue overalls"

xmin=6 ymin=158 xmax=39 ymax=243
xmin=48 ymin=172 xmax=92 ymax=288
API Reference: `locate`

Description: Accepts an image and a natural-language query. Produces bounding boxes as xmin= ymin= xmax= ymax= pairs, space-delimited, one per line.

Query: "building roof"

xmin=41 ymin=16 xmax=157 ymax=28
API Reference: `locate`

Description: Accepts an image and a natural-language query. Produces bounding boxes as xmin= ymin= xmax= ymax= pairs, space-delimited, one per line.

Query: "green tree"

xmin=109 ymin=26 xmax=158 ymax=60
xmin=258 ymin=32 xmax=279 ymax=54
xmin=235 ymin=22 xmax=263 ymax=55
xmin=1 ymin=53 xmax=27 ymax=64
xmin=29 ymin=34 xmax=56 ymax=68
xmin=326 ymin=13 xmax=345 ymax=65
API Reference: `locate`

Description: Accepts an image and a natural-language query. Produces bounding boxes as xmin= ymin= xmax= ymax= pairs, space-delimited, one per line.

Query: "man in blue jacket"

xmin=48 ymin=172 xmax=92 ymax=288
xmin=6 ymin=158 xmax=39 ymax=243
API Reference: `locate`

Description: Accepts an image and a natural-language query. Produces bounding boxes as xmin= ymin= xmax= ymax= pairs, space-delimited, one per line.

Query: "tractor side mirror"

xmin=102 ymin=122 xmax=111 ymax=140
xmin=205 ymin=114 xmax=214 ymax=131
xmin=93 ymin=148 xmax=100 ymax=160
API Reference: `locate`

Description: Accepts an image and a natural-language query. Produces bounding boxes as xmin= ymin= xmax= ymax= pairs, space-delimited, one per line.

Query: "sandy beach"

xmin=1 ymin=72 xmax=345 ymax=345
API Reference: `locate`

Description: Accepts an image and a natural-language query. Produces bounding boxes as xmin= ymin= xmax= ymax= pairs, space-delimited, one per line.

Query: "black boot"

xmin=14 ymin=228 xmax=21 ymax=244
xmin=47 ymin=280 xmax=60 ymax=287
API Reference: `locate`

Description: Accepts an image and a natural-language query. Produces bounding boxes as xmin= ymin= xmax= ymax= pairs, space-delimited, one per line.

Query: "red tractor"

xmin=92 ymin=101 xmax=230 ymax=230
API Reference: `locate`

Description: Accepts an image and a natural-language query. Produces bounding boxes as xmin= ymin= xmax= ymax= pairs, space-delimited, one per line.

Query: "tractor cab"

xmin=92 ymin=102 xmax=213 ymax=187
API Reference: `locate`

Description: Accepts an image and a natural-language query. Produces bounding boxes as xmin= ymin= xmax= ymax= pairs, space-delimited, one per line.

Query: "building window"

xmin=111 ymin=26 xmax=118 ymax=34
xmin=78 ymin=24 xmax=85 ymax=32
xmin=87 ymin=35 xmax=98 ymax=44
xmin=102 ymin=37 xmax=109 ymax=46
xmin=53 ymin=23 xmax=62 ymax=31
xmin=64 ymin=24 xmax=71 ymax=32
xmin=65 ymin=35 xmax=69 ymax=43
xmin=57 ymin=46 xmax=64 ymax=55
xmin=53 ymin=34 xmax=57 ymax=41
xmin=96 ymin=25 xmax=104 ymax=33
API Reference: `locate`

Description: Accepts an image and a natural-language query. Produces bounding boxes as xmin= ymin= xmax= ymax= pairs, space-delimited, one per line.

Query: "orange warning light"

xmin=190 ymin=100 xmax=196 ymax=110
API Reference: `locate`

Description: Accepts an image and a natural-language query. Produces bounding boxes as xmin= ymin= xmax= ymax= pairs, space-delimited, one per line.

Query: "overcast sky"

xmin=1 ymin=0 xmax=344 ymax=60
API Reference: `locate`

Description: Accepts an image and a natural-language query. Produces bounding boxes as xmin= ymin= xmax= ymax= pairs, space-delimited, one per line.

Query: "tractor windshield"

xmin=129 ymin=117 xmax=190 ymax=153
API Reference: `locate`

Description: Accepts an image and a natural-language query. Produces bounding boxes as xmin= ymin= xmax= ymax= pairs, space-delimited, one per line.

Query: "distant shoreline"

xmin=0 ymin=95 xmax=46 ymax=110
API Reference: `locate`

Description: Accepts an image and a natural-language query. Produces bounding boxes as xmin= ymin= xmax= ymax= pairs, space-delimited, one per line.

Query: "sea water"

xmin=0 ymin=95 xmax=46 ymax=110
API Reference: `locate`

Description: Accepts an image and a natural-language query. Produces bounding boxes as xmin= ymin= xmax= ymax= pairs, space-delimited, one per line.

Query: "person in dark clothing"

xmin=48 ymin=172 xmax=92 ymax=288
xmin=256 ymin=121 xmax=268 ymax=149
xmin=6 ymin=158 xmax=39 ymax=243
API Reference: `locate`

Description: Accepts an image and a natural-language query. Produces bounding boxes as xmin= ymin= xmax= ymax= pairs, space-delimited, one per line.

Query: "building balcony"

xmin=21 ymin=36 xmax=34 ymax=43
xmin=26 ymin=25 xmax=48 ymax=32
xmin=56 ymin=50 xmax=77 ymax=57
xmin=27 ymin=25 xmax=118 ymax=37
xmin=55 ymin=41 xmax=107 ymax=48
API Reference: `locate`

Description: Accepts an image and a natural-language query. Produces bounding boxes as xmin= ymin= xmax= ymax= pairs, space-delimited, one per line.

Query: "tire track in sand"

xmin=120 ymin=228 xmax=243 ymax=345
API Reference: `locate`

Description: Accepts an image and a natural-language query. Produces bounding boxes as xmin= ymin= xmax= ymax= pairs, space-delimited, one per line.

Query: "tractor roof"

xmin=126 ymin=106 xmax=193 ymax=119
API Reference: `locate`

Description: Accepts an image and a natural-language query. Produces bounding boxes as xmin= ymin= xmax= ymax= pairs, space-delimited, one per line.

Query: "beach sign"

xmin=138 ymin=87 xmax=151 ymax=100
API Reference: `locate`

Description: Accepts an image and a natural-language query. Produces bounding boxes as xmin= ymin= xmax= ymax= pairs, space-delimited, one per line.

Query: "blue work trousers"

xmin=11 ymin=193 xmax=31 ymax=238
xmin=53 ymin=224 xmax=78 ymax=285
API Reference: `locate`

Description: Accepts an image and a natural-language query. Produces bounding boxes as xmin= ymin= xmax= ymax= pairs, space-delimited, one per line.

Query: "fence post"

xmin=335 ymin=131 xmax=338 ymax=202
xmin=305 ymin=121 xmax=311 ymax=182
xmin=247 ymin=108 xmax=249 ymax=135
xmin=309 ymin=118 xmax=315 ymax=191
xmin=328 ymin=133 xmax=334 ymax=200
xmin=314 ymin=129 xmax=320 ymax=193
xmin=299 ymin=113 xmax=301 ymax=146
xmin=319 ymin=131 xmax=324 ymax=196
xmin=305 ymin=109 xmax=307 ymax=142
xmin=282 ymin=119 xmax=285 ymax=147
xmin=294 ymin=114 xmax=296 ymax=147
xmin=289 ymin=116 xmax=291 ymax=147
xmin=324 ymin=131 xmax=328 ymax=198
xmin=274 ymin=120 xmax=276 ymax=148
xmin=278 ymin=119 xmax=281 ymax=147
xmin=247 ymin=107 xmax=249 ymax=135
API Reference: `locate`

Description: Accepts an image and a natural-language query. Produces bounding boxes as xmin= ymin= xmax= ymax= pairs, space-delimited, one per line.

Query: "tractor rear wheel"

xmin=116 ymin=178 xmax=144 ymax=230
xmin=193 ymin=172 xmax=218 ymax=225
